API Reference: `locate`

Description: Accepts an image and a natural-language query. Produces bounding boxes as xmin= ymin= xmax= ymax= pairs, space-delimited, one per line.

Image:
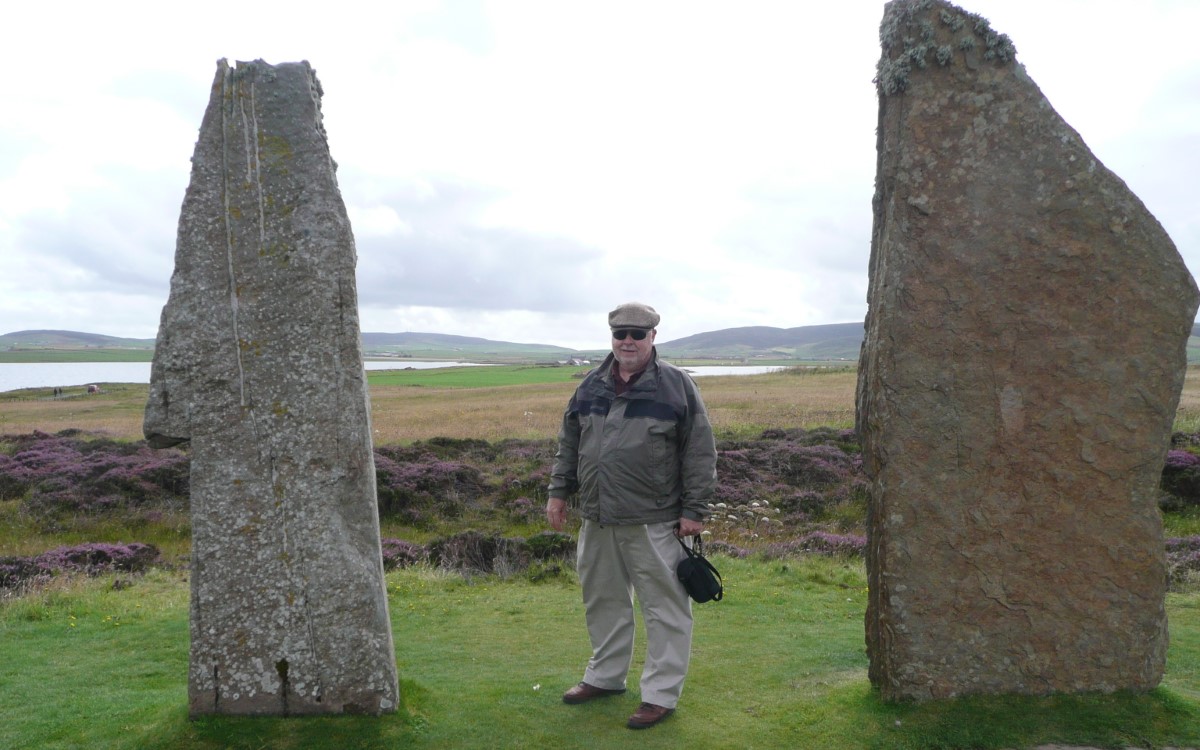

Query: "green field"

xmin=368 ymin=364 xmax=591 ymax=387
xmin=0 ymin=349 xmax=155 ymax=363
xmin=366 ymin=362 xmax=850 ymax=388
xmin=3 ymin=560 xmax=1200 ymax=750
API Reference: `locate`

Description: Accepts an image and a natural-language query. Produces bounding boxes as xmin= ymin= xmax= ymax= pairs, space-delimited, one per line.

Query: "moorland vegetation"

xmin=5 ymin=365 xmax=1200 ymax=748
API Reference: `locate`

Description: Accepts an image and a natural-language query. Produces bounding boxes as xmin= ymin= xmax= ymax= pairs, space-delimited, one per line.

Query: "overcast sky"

xmin=1 ymin=1 xmax=1197 ymax=350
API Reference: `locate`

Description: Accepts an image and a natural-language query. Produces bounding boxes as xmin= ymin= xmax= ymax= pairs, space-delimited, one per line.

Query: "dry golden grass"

xmin=1176 ymin=366 xmax=1200 ymax=433
xmin=0 ymin=384 xmax=150 ymax=439
xmin=700 ymin=368 xmax=857 ymax=437
xmin=368 ymin=381 xmax=577 ymax=443
xmin=5 ymin=365 xmax=1200 ymax=443
xmin=368 ymin=368 xmax=859 ymax=443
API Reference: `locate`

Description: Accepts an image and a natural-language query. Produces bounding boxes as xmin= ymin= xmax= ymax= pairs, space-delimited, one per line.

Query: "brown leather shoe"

xmin=627 ymin=702 xmax=674 ymax=729
xmin=562 ymin=681 xmax=626 ymax=704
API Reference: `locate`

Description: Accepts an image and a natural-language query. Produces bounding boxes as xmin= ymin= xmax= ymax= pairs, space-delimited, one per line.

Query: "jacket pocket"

xmin=647 ymin=422 xmax=679 ymax=501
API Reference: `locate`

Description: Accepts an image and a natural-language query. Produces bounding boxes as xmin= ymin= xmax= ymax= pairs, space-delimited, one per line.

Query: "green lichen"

xmin=983 ymin=30 xmax=1016 ymax=62
xmin=940 ymin=9 xmax=965 ymax=31
xmin=907 ymin=43 xmax=930 ymax=69
xmin=876 ymin=0 xmax=1018 ymax=96
xmin=876 ymin=57 xmax=914 ymax=96
xmin=238 ymin=338 xmax=264 ymax=357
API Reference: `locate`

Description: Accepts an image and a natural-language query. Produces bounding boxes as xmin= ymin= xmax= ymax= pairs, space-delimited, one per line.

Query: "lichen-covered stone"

xmin=145 ymin=59 xmax=398 ymax=716
xmin=857 ymin=1 xmax=1199 ymax=701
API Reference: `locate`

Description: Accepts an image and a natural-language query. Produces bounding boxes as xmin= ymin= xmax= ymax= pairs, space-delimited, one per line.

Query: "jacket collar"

xmin=598 ymin=348 xmax=660 ymax=393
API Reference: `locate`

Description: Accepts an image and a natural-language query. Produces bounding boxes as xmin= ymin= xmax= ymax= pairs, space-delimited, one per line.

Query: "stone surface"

xmin=857 ymin=1 xmax=1199 ymax=701
xmin=145 ymin=59 xmax=398 ymax=716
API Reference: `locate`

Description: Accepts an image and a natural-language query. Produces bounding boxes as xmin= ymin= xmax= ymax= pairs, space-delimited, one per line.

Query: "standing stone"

xmin=857 ymin=1 xmax=1199 ymax=701
xmin=145 ymin=59 xmax=398 ymax=716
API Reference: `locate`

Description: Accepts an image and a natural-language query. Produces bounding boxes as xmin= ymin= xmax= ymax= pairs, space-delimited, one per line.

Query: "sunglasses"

xmin=612 ymin=329 xmax=649 ymax=341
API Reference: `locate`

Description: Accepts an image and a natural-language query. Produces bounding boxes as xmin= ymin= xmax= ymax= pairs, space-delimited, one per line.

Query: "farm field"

xmin=5 ymin=363 xmax=1200 ymax=442
xmin=0 ymin=365 xmax=861 ymax=442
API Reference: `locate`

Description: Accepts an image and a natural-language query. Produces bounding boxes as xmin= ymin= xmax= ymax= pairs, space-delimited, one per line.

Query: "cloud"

xmin=11 ymin=170 xmax=179 ymax=296
xmin=0 ymin=0 xmax=1196 ymax=349
xmin=349 ymin=177 xmax=604 ymax=313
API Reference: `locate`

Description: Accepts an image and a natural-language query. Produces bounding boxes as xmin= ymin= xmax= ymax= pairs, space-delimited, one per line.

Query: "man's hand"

xmin=546 ymin=497 xmax=568 ymax=531
xmin=676 ymin=517 xmax=704 ymax=537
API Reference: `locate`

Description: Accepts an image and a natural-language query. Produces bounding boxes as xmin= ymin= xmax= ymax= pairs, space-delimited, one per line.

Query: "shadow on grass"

xmin=844 ymin=684 xmax=1200 ymax=750
xmin=131 ymin=681 xmax=429 ymax=750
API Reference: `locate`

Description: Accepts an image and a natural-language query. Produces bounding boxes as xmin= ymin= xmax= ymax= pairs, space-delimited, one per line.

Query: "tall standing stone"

xmin=857 ymin=1 xmax=1199 ymax=700
xmin=145 ymin=59 xmax=398 ymax=716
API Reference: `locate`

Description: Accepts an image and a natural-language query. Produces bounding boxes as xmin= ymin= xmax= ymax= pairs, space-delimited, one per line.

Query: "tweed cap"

xmin=608 ymin=302 xmax=660 ymax=330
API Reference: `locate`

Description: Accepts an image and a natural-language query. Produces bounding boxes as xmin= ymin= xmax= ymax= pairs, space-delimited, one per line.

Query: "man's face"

xmin=611 ymin=327 xmax=656 ymax=372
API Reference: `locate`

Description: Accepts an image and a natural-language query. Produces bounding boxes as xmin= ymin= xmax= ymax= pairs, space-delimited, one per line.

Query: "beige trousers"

xmin=577 ymin=519 xmax=694 ymax=708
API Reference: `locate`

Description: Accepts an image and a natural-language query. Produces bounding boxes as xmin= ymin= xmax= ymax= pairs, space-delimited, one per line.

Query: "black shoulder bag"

xmin=676 ymin=535 xmax=723 ymax=603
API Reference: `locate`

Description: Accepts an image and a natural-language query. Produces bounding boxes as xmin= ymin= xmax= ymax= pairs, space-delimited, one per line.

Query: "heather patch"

xmin=706 ymin=540 xmax=751 ymax=558
xmin=501 ymin=496 xmax=540 ymax=523
xmin=0 ymin=429 xmax=875 ymax=541
xmin=374 ymin=446 xmax=487 ymax=524
xmin=374 ymin=438 xmax=555 ymax=529
xmin=1 ymin=542 xmax=160 ymax=590
xmin=1162 ymin=438 xmax=1200 ymax=510
xmin=380 ymin=538 xmax=428 ymax=570
xmin=424 ymin=530 xmax=575 ymax=579
xmin=524 ymin=530 xmax=574 ymax=560
xmin=760 ymin=531 xmax=867 ymax=560
xmin=7 ymin=427 xmax=1198 ymax=577
xmin=1 ymin=431 xmax=188 ymax=525
xmin=380 ymin=530 xmax=577 ymax=578
xmin=708 ymin=428 xmax=866 ymax=540
xmin=1167 ymin=536 xmax=1200 ymax=589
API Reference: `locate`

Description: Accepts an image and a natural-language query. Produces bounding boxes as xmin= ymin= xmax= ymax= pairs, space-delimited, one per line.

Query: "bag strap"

xmin=677 ymin=534 xmax=724 ymax=598
xmin=676 ymin=533 xmax=706 ymax=556
xmin=676 ymin=533 xmax=697 ymax=557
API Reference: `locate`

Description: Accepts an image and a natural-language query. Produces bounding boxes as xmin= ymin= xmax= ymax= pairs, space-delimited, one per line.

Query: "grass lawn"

xmin=0 ymin=349 xmax=154 ymax=363
xmin=2 ymin=559 xmax=1200 ymax=750
xmin=367 ymin=364 xmax=590 ymax=388
xmin=6 ymin=367 xmax=1200 ymax=747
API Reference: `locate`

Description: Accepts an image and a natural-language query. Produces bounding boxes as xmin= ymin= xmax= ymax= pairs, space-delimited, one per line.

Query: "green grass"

xmin=367 ymin=364 xmax=591 ymax=388
xmin=3 ymin=558 xmax=1200 ymax=749
xmin=0 ymin=349 xmax=154 ymax=363
xmin=363 ymin=363 xmax=853 ymax=389
xmin=0 ymin=499 xmax=192 ymax=560
xmin=1165 ymin=507 xmax=1200 ymax=538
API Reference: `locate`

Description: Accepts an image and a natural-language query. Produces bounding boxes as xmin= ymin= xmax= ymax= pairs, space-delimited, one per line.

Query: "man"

xmin=546 ymin=301 xmax=718 ymax=730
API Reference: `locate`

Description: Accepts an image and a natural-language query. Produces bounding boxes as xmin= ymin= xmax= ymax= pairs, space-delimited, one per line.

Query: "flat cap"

xmin=608 ymin=301 xmax=660 ymax=329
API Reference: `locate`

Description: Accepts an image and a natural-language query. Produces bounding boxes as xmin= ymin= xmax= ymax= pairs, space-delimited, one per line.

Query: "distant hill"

xmin=361 ymin=331 xmax=572 ymax=356
xmin=657 ymin=322 xmax=864 ymax=360
xmin=0 ymin=330 xmax=156 ymax=349
xmin=6 ymin=322 xmax=1199 ymax=363
xmin=1 ymin=326 xmax=864 ymax=361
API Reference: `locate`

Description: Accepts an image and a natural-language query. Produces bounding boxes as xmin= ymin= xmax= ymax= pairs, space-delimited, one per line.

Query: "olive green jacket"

xmin=548 ymin=350 xmax=717 ymax=525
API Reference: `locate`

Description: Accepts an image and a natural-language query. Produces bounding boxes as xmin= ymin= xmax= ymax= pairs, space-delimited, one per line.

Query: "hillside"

xmin=657 ymin=322 xmax=863 ymax=360
xmin=360 ymin=331 xmax=573 ymax=357
xmin=1 ymin=325 xmax=866 ymax=361
xmin=0 ymin=330 xmax=156 ymax=349
xmin=5 ymin=322 xmax=1200 ymax=362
